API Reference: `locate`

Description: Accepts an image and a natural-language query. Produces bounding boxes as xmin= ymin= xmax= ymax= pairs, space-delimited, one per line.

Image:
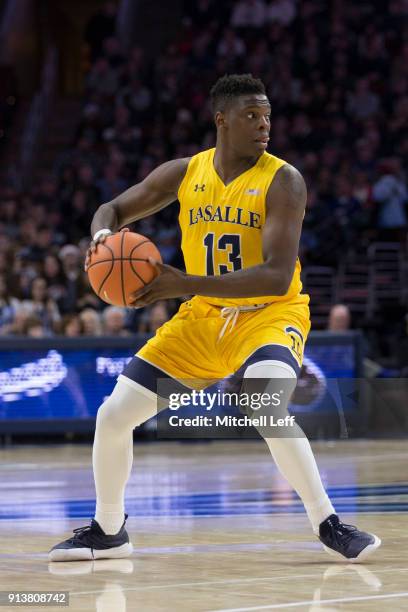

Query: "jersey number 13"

xmin=203 ymin=232 xmax=242 ymax=275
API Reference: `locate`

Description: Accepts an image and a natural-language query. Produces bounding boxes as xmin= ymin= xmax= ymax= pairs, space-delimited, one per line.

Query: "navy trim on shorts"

xmin=121 ymin=356 xmax=192 ymax=396
xmin=121 ymin=346 xmax=300 ymax=397
xmin=238 ymin=345 xmax=301 ymax=377
xmin=121 ymin=356 xmax=172 ymax=394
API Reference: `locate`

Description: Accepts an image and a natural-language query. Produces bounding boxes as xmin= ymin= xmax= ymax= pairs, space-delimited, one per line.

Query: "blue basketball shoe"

xmin=49 ymin=515 xmax=133 ymax=562
xmin=319 ymin=514 xmax=381 ymax=562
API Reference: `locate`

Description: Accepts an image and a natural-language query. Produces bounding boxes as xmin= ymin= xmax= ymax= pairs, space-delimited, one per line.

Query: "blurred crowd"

xmin=0 ymin=0 xmax=407 ymax=357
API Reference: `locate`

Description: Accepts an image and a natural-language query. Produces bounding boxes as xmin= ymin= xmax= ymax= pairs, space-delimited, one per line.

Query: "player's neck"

xmin=213 ymin=142 xmax=260 ymax=186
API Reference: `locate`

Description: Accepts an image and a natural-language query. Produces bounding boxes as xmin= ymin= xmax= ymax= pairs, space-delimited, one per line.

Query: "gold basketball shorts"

xmin=121 ymin=294 xmax=311 ymax=392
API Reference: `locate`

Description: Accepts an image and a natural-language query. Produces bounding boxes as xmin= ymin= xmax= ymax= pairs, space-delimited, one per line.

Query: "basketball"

xmin=87 ymin=231 xmax=162 ymax=307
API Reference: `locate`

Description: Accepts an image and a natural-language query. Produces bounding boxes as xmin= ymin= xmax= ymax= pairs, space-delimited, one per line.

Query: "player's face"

xmin=223 ymin=95 xmax=271 ymax=157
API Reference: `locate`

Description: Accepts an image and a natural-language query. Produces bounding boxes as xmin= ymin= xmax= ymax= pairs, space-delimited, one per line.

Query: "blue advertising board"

xmin=0 ymin=332 xmax=362 ymax=433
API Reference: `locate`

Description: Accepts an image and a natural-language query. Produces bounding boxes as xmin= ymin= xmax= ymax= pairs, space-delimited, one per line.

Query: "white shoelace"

xmin=218 ymin=303 xmax=268 ymax=340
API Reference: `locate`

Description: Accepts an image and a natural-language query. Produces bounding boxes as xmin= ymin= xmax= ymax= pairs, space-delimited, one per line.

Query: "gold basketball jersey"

xmin=177 ymin=147 xmax=304 ymax=307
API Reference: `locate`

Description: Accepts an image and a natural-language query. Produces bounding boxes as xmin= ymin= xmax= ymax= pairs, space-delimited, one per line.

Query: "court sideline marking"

xmin=209 ymin=591 xmax=408 ymax=611
xmin=67 ymin=566 xmax=408 ymax=596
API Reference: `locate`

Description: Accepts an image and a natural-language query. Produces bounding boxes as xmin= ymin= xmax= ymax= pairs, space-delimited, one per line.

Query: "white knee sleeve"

xmin=244 ymin=359 xmax=297 ymax=420
xmin=96 ymin=376 xmax=159 ymax=434
xmin=244 ymin=359 xmax=298 ymax=381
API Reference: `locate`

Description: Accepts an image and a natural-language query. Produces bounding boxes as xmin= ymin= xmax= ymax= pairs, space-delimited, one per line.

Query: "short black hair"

xmin=210 ymin=74 xmax=266 ymax=113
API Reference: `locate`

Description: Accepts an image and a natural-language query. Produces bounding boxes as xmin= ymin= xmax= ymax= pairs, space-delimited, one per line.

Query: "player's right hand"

xmin=84 ymin=237 xmax=106 ymax=272
xmin=84 ymin=228 xmax=129 ymax=272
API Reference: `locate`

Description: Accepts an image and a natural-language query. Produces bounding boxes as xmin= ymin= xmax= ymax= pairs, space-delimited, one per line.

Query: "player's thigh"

xmin=135 ymin=300 xmax=228 ymax=384
xmin=229 ymin=307 xmax=311 ymax=376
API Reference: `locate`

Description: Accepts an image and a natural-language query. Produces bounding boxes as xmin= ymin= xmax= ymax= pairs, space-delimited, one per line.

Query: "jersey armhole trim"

xmin=177 ymin=156 xmax=195 ymax=202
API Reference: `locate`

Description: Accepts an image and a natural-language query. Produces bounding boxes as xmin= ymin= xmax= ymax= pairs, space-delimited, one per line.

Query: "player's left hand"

xmin=128 ymin=258 xmax=190 ymax=307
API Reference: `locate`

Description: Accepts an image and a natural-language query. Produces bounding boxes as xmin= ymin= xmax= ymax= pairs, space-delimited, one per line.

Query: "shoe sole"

xmin=322 ymin=535 xmax=381 ymax=563
xmin=48 ymin=542 xmax=133 ymax=562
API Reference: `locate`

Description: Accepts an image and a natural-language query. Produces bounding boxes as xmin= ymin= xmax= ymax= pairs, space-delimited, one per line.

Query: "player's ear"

xmin=214 ymin=111 xmax=226 ymax=129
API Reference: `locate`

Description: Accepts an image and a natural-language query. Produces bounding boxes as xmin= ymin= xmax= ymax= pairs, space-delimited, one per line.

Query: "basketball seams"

xmin=129 ymin=239 xmax=152 ymax=254
xmin=129 ymin=241 xmax=157 ymax=287
xmin=120 ymin=231 xmax=126 ymax=307
xmin=87 ymin=257 xmax=150 ymax=269
xmin=129 ymin=259 xmax=148 ymax=287
xmin=97 ymin=243 xmax=115 ymax=296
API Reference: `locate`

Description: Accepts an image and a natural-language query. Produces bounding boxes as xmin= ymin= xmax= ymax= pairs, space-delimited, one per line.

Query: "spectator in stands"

xmin=86 ymin=58 xmax=119 ymax=98
xmin=0 ymin=198 xmax=19 ymax=238
xmin=346 ymin=78 xmax=381 ymax=121
xmin=186 ymin=0 xmax=229 ymax=29
xmin=332 ymin=176 xmax=365 ymax=248
xmin=17 ymin=219 xmax=37 ymax=253
xmin=9 ymin=253 xmax=36 ymax=302
xmin=327 ymin=304 xmax=351 ymax=332
xmin=0 ymin=273 xmax=20 ymax=335
xmin=58 ymin=166 xmax=76 ymax=205
xmin=230 ymin=0 xmax=267 ymax=29
xmin=76 ymin=164 xmax=101 ymax=209
xmin=79 ymin=308 xmax=103 ymax=336
xmin=68 ymin=190 xmax=94 ymax=243
xmin=22 ymin=277 xmax=60 ymax=333
xmin=102 ymin=106 xmax=142 ymax=170
xmin=217 ymin=28 xmax=246 ymax=58
xmin=43 ymin=254 xmax=66 ymax=304
xmin=35 ymin=175 xmax=58 ymax=208
xmin=137 ymin=301 xmax=170 ymax=334
xmin=60 ymin=314 xmax=84 ymax=337
xmin=118 ymin=80 xmax=152 ymax=123
xmin=7 ymin=308 xmax=29 ymax=336
xmin=84 ymin=1 xmax=117 ymax=61
xmin=23 ymin=315 xmax=47 ymax=338
xmin=59 ymin=244 xmax=87 ymax=313
xmin=328 ymin=306 xmax=381 ymax=376
xmin=353 ymin=139 xmax=377 ymax=177
xmin=102 ymin=306 xmax=132 ymax=336
xmin=0 ymin=250 xmax=9 ymax=276
xmin=268 ymin=0 xmax=297 ymax=25
xmin=352 ymin=171 xmax=372 ymax=209
xmin=102 ymin=36 xmax=125 ymax=70
xmin=97 ymin=164 xmax=128 ymax=202
xmin=155 ymin=228 xmax=179 ymax=265
xmin=372 ymin=158 xmax=408 ymax=238
xmin=76 ymin=272 xmax=104 ymax=311
xmin=19 ymin=225 xmax=54 ymax=263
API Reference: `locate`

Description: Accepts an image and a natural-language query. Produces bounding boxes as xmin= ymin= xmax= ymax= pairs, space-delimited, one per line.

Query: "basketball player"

xmin=49 ymin=75 xmax=381 ymax=562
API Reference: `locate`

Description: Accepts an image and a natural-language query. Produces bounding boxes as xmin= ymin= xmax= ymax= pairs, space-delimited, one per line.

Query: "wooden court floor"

xmin=0 ymin=439 xmax=407 ymax=611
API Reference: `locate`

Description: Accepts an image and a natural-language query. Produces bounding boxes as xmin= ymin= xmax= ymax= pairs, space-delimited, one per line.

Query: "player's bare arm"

xmin=129 ymin=164 xmax=307 ymax=306
xmin=84 ymin=158 xmax=189 ymax=270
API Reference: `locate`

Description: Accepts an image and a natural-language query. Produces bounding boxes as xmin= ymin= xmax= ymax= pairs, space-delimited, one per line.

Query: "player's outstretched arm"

xmin=90 ymin=158 xmax=190 ymax=236
xmin=85 ymin=158 xmax=190 ymax=270
xmin=130 ymin=164 xmax=307 ymax=305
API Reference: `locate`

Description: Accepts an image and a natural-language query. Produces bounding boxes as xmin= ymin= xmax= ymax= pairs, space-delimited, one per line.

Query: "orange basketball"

xmin=87 ymin=231 xmax=162 ymax=307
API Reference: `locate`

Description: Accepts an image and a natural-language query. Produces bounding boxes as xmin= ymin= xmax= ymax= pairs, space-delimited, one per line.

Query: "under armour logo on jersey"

xmin=246 ymin=188 xmax=261 ymax=195
xmin=194 ymin=184 xmax=206 ymax=192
